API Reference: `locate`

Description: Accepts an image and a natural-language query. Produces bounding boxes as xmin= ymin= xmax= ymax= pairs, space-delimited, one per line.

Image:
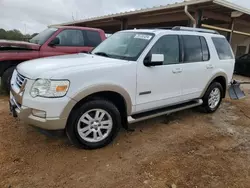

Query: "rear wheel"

xmin=201 ymin=82 xmax=223 ymax=113
xmin=1 ymin=66 xmax=15 ymax=92
xmin=66 ymin=99 xmax=121 ymax=149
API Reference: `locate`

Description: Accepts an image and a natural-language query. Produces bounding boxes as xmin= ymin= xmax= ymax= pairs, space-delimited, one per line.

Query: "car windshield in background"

xmin=29 ymin=28 xmax=58 ymax=45
xmin=92 ymin=32 xmax=154 ymax=61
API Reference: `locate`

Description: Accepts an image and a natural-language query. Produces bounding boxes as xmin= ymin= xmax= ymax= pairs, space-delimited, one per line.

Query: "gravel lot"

xmin=1 ymin=75 xmax=250 ymax=188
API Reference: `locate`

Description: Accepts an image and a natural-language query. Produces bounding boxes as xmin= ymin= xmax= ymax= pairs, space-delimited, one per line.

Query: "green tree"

xmin=0 ymin=29 xmax=7 ymax=39
xmin=0 ymin=28 xmax=36 ymax=41
xmin=6 ymin=29 xmax=23 ymax=40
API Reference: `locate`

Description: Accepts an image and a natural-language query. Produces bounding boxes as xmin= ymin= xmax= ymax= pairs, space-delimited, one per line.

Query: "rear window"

xmin=84 ymin=30 xmax=102 ymax=47
xmin=212 ymin=37 xmax=234 ymax=60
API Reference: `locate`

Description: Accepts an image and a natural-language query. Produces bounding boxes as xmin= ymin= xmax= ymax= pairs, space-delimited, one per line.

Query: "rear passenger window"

xmin=200 ymin=37 xmax=210 ymax=61
xmin=212 ymin=37 xmax=234 ymax=60
xmin=182 ymin=35 xmax=202 ymax=62
xmin=85 ymin=30 xmax=102 ymax=47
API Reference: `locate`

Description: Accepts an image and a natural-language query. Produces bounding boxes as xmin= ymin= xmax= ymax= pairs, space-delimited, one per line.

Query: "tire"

xmin=66 ymin=99 xmax=121 ymax=149
xmin=1 ymin=66 xmax=15 ymax=92
xmin=201 ymin=82 xmax=223 ymax=113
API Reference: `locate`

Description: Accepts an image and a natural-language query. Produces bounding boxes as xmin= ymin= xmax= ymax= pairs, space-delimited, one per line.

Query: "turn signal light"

xmin=56 ymin=85 xmax=68 ymax=92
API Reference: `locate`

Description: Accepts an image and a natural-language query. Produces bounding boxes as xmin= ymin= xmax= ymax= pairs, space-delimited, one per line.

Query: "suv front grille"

xmin=16 ymin=72 xmax=26 ymax=88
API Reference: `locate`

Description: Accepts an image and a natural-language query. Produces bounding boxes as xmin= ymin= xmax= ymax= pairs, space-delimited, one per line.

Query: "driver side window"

xmin=56 ymin=29 xmax=85 ymax=46
xmin=150 ymin=35 xmax=180 ymax=65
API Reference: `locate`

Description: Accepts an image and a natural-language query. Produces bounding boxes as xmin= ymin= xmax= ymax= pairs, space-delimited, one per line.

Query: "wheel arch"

xmin=64 ymin=84 xmax=133 ymax=123
xmin=200 ymin=72 xmax=228 ymax=98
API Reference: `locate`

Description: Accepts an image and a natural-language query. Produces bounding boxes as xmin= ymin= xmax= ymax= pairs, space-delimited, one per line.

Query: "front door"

xmin=136 ymin=35 xmax=182 ymax=113
xmin=40 ymin=29 xmax=92 ymax=57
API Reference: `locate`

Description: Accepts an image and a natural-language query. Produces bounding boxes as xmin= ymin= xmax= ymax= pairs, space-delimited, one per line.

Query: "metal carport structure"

xmin=53 ymin=0 xmax=250 ymax=54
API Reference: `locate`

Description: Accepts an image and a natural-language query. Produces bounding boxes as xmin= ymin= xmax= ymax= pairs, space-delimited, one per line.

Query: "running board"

xmin=128 ymin=99 xmax=203 ymax=124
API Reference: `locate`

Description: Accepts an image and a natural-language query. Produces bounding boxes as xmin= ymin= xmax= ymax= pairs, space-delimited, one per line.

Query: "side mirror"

xmin=144 ymin=54 xmax=164 ymax=67
xmin=49 ymin=37 xmax=60 ymax=46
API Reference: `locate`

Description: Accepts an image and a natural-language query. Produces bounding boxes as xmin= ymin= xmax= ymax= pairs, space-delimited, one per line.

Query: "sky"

xmin=0 ymin=0 xmax=249 ymax=34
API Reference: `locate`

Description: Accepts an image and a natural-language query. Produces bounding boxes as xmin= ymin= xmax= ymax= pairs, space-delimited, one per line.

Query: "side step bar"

xmin=128 ymin=99 xmax=203 ymax=124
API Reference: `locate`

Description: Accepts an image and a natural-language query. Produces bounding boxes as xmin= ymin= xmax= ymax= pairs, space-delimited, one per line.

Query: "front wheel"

xmin=66 ymin=99 xmax=121 ymax=149
xmin=201 ymin=82 xmax=223 ymax=113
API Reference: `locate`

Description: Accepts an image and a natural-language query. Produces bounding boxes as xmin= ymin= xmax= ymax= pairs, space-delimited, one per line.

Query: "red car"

xmin=0 ymin=26 xmax=106 ymax=91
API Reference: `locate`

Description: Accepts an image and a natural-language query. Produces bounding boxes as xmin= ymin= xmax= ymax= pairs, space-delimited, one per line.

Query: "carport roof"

xmin=52 ymin=0 xmax=250 ymax=27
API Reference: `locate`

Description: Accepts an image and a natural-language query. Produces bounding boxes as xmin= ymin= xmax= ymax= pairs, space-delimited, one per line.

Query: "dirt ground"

xmin=1 ymin=75 xmax=250 ymax=188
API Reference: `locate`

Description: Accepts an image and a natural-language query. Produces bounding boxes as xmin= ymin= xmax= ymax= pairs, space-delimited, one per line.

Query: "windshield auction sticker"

xmin=134 ymin=34 xmax=152 ymax=40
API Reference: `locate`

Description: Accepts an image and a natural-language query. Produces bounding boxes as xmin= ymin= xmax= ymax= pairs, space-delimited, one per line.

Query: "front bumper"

xmin=11 ymin=104 xmax=68 ymax=130
xmin=10 ymin=87 xmax=76 ymax=131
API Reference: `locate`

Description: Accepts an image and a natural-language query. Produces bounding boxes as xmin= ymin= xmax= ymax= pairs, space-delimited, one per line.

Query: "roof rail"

xmin=172 ymin=26 xmax=219 ymax=34
xmin=133 ymin=27 xmax=173 ymax=30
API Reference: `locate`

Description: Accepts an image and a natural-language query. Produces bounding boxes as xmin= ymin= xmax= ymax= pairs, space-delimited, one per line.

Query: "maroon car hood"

xmin=0 ymin=40 xmax=40 ymax=50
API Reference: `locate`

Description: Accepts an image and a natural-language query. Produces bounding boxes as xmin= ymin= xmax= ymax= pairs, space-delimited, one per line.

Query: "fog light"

xmin=32 ymin=109 xmax=46 ymax=118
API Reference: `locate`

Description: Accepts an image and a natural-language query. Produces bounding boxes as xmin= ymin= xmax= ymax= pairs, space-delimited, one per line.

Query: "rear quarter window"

xmin=212 ymin=37 xmax=234 ymax=60
xmin=200 ymin=37 xmax=210 ymax=61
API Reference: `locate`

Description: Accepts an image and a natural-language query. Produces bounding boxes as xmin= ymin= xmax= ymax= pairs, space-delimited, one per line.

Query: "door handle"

xmin=206 ymin=64 xmax=214 ymax=69
xmin=172 ymin=68 xmax=182 ymax=74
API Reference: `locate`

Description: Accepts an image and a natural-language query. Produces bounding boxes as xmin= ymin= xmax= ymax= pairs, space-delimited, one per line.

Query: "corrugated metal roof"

xmin=54 ymin=0 xmax=211 ymax=26
xmin=214 ymin=0 xmax=250 ymax=15
xmin=53 ymin=0 xmax=250 ymax=26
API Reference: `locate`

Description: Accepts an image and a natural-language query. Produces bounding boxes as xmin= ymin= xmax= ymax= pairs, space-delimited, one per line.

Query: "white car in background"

xmin=10 ymin=27 xmax=235 ymax=149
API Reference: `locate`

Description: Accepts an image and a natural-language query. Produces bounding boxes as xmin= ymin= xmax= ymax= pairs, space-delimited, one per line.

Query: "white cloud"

xmin=0 ymin=0 xmax=249 ymax=34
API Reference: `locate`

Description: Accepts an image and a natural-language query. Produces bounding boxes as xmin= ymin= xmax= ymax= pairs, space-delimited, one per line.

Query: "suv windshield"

xmin=92 ymin=32 xmax=154 ymax=61
xmin=30 ymin=28 xmax=58 ymax=45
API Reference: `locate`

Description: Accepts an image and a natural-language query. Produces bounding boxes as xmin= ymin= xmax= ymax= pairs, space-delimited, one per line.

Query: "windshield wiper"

xmin=94 ymin=52 xmax=110 ymax=57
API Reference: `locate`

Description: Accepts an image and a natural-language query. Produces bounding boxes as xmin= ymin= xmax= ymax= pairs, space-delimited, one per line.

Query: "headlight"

xmin=30 ymin=79 xmax=70 ymax=98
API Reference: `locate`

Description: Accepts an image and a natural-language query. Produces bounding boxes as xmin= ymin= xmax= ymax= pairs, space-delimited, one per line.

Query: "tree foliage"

xmin=0 ymin=28 xmax=35 ymax=41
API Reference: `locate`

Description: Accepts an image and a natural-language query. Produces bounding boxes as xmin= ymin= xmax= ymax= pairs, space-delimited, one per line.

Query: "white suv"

xmin=9 ymin=27 xmax=235 ymax=149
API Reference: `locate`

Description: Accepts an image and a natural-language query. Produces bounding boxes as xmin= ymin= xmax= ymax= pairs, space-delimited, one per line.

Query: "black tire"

xmin=1 ymin=66 xmax=15 ymax=92
xmin=201 ymin=82 xmax=223 ymax=113
xmin=66 ymin=99 xmax=121 ymax=149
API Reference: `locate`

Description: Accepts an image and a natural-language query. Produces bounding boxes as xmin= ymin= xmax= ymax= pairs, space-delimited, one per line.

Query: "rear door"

xmin=179 ymin=35 xmax=211 ymax=101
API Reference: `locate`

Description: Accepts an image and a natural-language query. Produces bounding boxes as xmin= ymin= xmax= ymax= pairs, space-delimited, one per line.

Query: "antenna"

xmin=72 ymin=12 xmax=75 ymax=21
xmin=24 ymin=24 xmax=26 ymax=35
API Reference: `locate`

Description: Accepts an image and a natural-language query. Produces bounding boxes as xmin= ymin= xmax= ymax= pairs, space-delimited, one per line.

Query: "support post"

xmin=121 ymin=18 xmax=128 ymax=30
xmin=196 ymin=10 xmax=203 ymax=28
xmin=227 ymin=18 xmax=235 ymax=44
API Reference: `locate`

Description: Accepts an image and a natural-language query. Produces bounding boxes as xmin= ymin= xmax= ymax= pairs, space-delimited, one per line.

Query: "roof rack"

xmin=172 ymin=26 xmax=219 ymax=34
xmin=133 ymin=27 xmax=173 ymax=30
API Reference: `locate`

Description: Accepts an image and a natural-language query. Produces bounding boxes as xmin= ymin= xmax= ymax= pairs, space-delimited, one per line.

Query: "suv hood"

xmin=0 ymin=40 xmax=40 ymax=51
xmin=17 ymin=53 xmax=128 ymax=79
